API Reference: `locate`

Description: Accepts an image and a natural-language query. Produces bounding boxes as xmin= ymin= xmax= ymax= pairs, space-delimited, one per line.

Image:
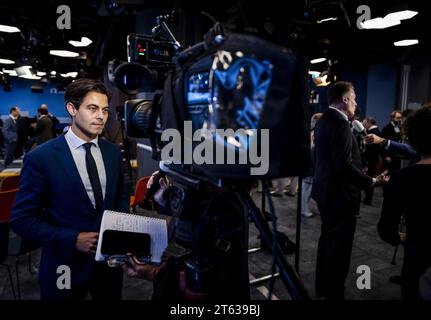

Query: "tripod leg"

xmin=391 ymin=246 xmax=398 ymax=265
xmin=295 ymin=177 xmax=302 ymax=272
xmin=236 ymin=189 xmax=310 ymax=300
xmin=391 ymin=216 xmax=404 ymax=265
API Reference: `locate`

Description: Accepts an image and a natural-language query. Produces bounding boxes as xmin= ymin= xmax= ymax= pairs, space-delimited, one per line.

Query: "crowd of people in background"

xmin=0 ymin=104 xmax=60 ymax=169
xmin=266 ymin=81 xmax=431 ymax=300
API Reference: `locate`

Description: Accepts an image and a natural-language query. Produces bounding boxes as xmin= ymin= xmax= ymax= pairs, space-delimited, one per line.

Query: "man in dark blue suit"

xmin=2 ymin=106 xmax=19 ymax=167
xmin=11 ymin=78 xmax=130 ymax=300
xmin=311 ymin=81 xmax=388 ymax=299
xmin=365 ymin=133 xmax=419 ymax=162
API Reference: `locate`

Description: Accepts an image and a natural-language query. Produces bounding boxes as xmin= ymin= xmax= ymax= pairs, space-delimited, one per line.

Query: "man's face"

xmin=363 ymin=119 xmax=370 ymax=130
xmin=393 ymin=112 xmax=402 ymax=125
xmin=67 ymin=91 xmax=109 ymax=141
xmin=342 ymin=89 xmax=357 ymax=120
xmin=11 ymin=109 xmax=19 ymax=118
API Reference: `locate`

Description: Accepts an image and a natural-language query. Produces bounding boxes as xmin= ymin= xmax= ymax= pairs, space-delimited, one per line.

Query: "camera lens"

xmin=114 ymin=62 xmax=155 ymax=94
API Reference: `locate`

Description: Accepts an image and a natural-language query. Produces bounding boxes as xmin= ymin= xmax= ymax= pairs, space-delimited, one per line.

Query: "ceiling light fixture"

xmin=361 ymin=10 xmax=418 ymax=30
xmin=393 ymin=39 xmax=419 ymax=47
xmin=2 ymin=68 xmax=18 ymax=76
xmin=313 ymin=73 xmax=332 ymax=87
xmin=0 ymin=58 xmax=15 ymax=64
xmin=15 ymin=65 xmax=33 ymax=76
xmin=36 ymin=71 xmax=47 ymax=76
xmin=0 ymin=24 xmax=20 ymax=33
xmin=308 ymin=71 xmax=321 ymax=78
xmin=19 ymin=75 xmax=42 ymax=80
xmin=310 ymin=57 xmax=327 ymax=64
xmin=69 ymin=37 xmax=92 ymax=47
xmin=50 ymin=70 xmax=57 ymax=76
xmin=49 ymin=50 xmax=79 ymax=58
xmin=385 ymin=10 xmax=418 ymax=21
xmin=317 ymin=17 xmax=338 ymax=24
xmin=60 ymin=72 xmax=78 ymax=78
xmin=361 ymin=17 xmax=401 ymax=29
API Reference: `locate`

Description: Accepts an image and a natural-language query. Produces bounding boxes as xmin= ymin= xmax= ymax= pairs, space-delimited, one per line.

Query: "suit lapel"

xmin=53 ymin=136 xmax=96 ymax=213
xmin=99 ymin=140 xmax=114 ymax=209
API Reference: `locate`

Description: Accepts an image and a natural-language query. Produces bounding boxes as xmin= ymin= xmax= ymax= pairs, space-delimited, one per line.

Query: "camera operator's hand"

xmin=121 ymin=255 xmax=160 ymax=281
xmin=75 ymin=232 xmax=99 ymax=255
xmin=365 ymin=133 xmax=387 ymax=146
xmin=147 ymin=170 xmax=170 ymax=206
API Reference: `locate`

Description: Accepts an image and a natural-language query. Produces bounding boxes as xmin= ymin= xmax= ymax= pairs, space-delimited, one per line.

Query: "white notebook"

xmin=95 ymin=210 xmax=168 ymax=263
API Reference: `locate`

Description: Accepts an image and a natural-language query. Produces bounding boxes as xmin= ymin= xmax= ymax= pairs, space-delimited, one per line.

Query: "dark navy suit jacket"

xmin=11 ymin=135 xmax=129 ymax=297
xmin=387 ymin=140 xmax=418 ymax=161
xmin=311 ymin=108 xmax=373 ymax=214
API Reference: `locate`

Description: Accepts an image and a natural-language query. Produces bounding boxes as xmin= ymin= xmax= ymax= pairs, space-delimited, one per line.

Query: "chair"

xmin=0 ymin=188 xmax=19 ymax=299
xmin=130 ymin=176 xmax=152 ymax=212
xmin=0 ymin=174 xmax=20 ymax=191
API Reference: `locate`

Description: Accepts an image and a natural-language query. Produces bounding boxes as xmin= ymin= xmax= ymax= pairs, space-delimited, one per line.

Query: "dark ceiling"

xmin=0 ymin=0 xmax=428 ymax=86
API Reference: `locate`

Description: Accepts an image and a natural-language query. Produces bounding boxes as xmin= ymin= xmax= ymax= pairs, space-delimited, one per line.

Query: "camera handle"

xmin=152 ymin=12 xmax=182 ymax=51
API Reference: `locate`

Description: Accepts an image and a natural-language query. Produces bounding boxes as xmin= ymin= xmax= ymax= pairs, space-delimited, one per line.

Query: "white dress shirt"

xmin=64 ymin=128 xmax=107 ymax=209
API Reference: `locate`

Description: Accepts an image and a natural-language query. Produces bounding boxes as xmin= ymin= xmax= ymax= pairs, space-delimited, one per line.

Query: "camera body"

xmin=114 ymin=31 xmax=311 ymax=181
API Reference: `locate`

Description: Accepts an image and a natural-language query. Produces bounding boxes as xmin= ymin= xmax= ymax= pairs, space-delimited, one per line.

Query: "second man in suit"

xmin=2 ymin=106 xmax=19 ymax=167
xmin=311 ymin=81 xmax=388 ymax=299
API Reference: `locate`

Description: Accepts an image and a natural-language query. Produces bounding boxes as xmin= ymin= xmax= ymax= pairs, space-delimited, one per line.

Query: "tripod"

xmin=235 ymin=187 xmax=310 ymax=300
xmin=159 ymin=167 xmax=310 ymax=300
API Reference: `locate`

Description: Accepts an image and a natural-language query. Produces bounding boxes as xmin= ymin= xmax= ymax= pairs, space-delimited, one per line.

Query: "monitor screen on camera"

xmin=187 ymin=71 xmax=210 ymax=105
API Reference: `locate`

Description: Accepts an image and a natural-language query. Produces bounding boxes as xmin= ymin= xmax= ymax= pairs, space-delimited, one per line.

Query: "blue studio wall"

xmin=314 ymin=62 xmax=397 ymax=129
xmin=0 ymin=78 xmax=68 ymax=120
xmin=339 ymin=64 xmax=369 ymax=118
xmin=365 ymin=63 xmax=398 ymax=128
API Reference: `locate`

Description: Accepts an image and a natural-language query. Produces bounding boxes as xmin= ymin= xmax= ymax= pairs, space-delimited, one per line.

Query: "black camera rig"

xmin=111 ymin=12 xmax=311 ymax=300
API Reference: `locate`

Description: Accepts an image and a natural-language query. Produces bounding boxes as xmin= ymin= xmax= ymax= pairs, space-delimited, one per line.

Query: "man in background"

xmin=382 ymin=110 xmax=403 ymax=173
xmin=362 ymin=116 xmax=382 ymax=206
xmin=2 ymin=106 xmax=19 ymax=167
xmin=40 ymin=103 xmax=60 ymax=137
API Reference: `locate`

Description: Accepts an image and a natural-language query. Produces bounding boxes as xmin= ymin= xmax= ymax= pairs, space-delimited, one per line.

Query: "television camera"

xmin=111 ymin=13 xmax=311 ymax=300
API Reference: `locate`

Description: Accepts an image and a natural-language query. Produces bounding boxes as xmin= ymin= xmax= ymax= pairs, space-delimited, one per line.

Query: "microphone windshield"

xmin=352 ymin=120 xmax=365 ymax=134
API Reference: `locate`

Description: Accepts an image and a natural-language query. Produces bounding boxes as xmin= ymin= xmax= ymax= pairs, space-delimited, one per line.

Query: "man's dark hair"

xmin=37 ymin=108 xmax=49 ymax=116
xmin=327 ymin=81 xmax=354 ymax=106
xmin=364 ymin=116 xmax=377 ymax=125
xmin=9 ymin=107 xmax=17 ymax=114
xmin=406 ymin=106 xmax=431 ymax=156
xmin=64 ymin=78 xmax=109 ymax=109
xmin=390 ymin=110 xmax=402 ymax=119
